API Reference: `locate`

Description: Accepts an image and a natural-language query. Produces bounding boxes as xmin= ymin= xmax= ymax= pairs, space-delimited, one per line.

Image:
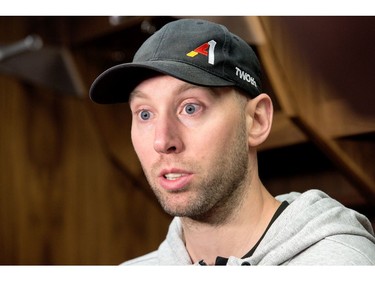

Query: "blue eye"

xmin=139 ymin=110 xmax=151 ymax=120
xmin=184 ymin=104 xmax=197 ymax=115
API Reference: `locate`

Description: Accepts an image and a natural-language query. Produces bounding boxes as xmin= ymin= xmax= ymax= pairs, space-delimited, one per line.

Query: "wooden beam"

xmin=254 ymin=16 xmax=375 ymax=204
xmin=291 ymin=115 xmax=375 ymax=204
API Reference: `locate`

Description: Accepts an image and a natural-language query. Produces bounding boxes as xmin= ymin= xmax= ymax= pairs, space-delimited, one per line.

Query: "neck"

xmin=181 ymin=182 xmax=280 ymax=265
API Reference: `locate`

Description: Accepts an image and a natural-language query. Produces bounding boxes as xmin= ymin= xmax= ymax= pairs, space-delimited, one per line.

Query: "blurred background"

xmin=0 ymin=16 xmax=374 ymax=265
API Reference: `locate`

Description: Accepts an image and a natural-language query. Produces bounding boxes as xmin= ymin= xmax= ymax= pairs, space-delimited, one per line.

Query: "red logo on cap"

xmin=186 ymin=40 xmax=216 ymax=65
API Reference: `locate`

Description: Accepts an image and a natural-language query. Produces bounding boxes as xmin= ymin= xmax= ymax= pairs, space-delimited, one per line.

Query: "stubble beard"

xmin=144 ymin=116 xmax=250 ymax=226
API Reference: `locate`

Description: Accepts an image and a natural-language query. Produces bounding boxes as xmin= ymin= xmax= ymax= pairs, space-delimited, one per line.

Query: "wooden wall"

xmin=0 ymin=33 xmax=172 ymax=263
xmin=257 ymin=17 xmax=375 ymax=209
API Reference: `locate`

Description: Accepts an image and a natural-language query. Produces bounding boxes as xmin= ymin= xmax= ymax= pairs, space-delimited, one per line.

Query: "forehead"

xmin=129 ymin=75 xmax=218 ymax=102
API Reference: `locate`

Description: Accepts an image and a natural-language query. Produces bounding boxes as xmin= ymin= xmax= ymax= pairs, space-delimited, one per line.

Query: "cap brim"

xmin=89 ymin=61 xmax=236 ymax=104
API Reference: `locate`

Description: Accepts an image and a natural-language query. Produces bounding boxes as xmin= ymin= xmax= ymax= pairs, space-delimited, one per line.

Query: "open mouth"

xmin=159 ymin=170 xmax=193 ymax=191
xmin=164 ymin=173 xmax=185 ymax=180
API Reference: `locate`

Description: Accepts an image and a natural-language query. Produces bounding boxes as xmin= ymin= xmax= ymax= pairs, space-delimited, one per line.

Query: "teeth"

xmin=164 ymin=173 xmax=184 ymax=180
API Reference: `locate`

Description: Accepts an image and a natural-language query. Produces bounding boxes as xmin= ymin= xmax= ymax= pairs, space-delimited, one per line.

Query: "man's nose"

xmin=153 ymin=115 xmax=183 ymax=154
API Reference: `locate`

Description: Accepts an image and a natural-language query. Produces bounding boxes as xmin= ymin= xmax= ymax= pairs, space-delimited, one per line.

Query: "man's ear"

xmin=246 ymin=93 xmax=273 ymax=147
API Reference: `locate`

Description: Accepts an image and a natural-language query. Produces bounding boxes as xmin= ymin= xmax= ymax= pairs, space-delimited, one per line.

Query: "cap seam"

xmin=151 ymin=24 xmax=168 ymax=59
xmin=219 ymin=24 xmax=231 ymax=84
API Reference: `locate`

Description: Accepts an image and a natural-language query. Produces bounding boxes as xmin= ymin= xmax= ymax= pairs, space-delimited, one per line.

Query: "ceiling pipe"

xmin=0 ymin=34 xmax=43 ymax=62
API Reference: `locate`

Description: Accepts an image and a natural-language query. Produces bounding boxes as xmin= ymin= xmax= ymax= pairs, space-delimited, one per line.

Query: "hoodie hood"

xmin=250 ymin=189 xmax=375 ymax=265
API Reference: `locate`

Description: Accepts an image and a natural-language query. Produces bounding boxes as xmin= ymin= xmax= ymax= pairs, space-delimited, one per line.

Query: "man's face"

xmin=129 ymin=75 xmax=251 ymax=221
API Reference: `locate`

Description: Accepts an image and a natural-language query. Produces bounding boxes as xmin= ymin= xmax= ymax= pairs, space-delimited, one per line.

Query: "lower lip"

xmin=158 ymin=174 xmax=193 ymax=191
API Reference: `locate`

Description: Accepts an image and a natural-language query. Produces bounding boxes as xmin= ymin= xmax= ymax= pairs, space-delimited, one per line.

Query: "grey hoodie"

xmin=122 ymin=189 xmax=375 ymax=265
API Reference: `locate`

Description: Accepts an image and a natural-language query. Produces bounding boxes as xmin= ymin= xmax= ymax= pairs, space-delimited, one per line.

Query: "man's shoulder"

xmin=286 ymin=234 xmax=375 ymax=265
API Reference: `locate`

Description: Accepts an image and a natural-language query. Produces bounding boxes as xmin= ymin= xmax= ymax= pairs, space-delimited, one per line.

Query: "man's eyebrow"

xmin=177 ymin=83 xmax=217 ymax=97
xmin=129 ymin=82 xmax=198 ymax=101
xmin=178 ymin=83 xmax=199 ymax=92
xmin=129 ymin=90 xmax=146 ymax=102
xmin=129 ymin=81 xmax=217 ymax=102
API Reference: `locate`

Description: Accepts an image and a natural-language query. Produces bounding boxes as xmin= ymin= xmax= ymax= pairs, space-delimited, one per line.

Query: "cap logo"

xmin=235 ymin=66 xmax=258 ymax=88
xmin=186 ymin=40 xmax=217 ymax=65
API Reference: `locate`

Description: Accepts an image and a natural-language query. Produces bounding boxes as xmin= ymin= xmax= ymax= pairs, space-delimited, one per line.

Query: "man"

xmin=89 ymin=18 xmax=375 ymax=265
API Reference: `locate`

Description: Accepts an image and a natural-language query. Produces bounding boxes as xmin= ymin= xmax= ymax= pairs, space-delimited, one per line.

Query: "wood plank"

xmin=255 ymin=16 xmax=375 ymax=204
xmin=292 ymin=116 xmax=375 ymax=204
xmin=0 ymin=71 xmax=170 ymax=265
xmin=260 ymin=111 xmax=307 ymax=150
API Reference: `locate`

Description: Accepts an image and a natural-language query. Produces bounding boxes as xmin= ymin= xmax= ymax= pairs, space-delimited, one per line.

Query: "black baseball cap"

xmin=89 ymin=18 xmax=262 ymax=104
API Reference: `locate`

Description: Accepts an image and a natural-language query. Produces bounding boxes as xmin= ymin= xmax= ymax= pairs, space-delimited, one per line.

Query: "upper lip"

xmin=158 ymin=168 xmax=191 ymax=178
